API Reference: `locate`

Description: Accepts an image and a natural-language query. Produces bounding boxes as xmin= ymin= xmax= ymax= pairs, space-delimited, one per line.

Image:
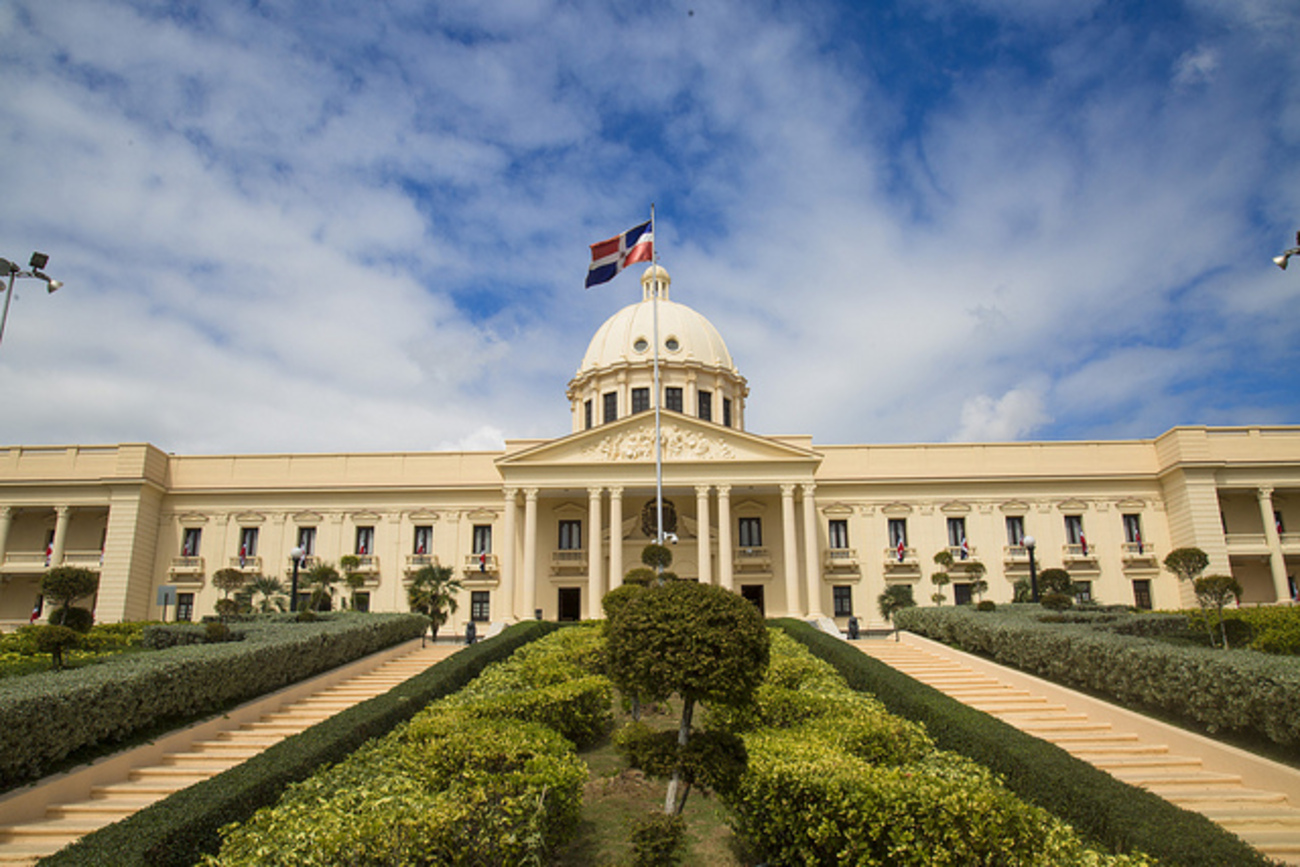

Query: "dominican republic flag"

xmin=416 ymin=542 xmax=426 ymax=555
xmin=959 ymin=537 xmax=970 ymax=560
xmin=29 ymin=601 xmax=40 ymax=624
xmin=586 ymin=220 xmax=654 ymax=288
xmin=896 ymin=539 xmax=906 ymax=562
xmin=44 ymin=544 xmax=52 ymax=567
xmin=479 ymin=552 xmax=487 ymax=572
xmin=239 ymin=545 xmax=247 ymax=568
xmin=1135 ymin=531 xmax=1143 ymax=554
xmin=1079 ymin=533 xmax=1088 ymax=556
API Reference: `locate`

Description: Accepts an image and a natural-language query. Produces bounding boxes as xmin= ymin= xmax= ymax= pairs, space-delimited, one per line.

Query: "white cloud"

xmin=953 ymin=388 xmax=1052 ymax=442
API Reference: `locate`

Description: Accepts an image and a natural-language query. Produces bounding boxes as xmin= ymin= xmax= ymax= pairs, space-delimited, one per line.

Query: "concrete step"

xmin=0 ymin=815 xmax=121 ymax=838
xmin=1202 ymin=807 xmax=1300 ymax=828
xmin=1160 ymin=787 xmax=1289 ymax=805
xmin=1123 ymin=770 xmax=1244 ymax=787
xmin=1088 ymin=755 xmax=1203 ymax=771
xmin=1063 ymin=743 xmax=1170 ymax=756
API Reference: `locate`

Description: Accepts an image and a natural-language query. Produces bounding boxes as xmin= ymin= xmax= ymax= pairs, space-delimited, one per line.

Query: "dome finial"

xmin=640 ymin=264 xmax=671 ymax=301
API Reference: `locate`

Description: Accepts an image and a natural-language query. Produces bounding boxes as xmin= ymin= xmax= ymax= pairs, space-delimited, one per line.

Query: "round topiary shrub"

xmin=1040 ymin=592 xmax=1074 ymax=611
xmin=205 ymin=621 xmax=231 ymax=643
xmin=295 ymin=609 xmax=318 ymax=622
xmin=48 ymin=605 xmax=95 ymax=633
xmin=976 ymin=600 xmax=997 ymax=612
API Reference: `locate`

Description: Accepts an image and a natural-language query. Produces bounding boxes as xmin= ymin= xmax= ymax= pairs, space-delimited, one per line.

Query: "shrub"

xmin=976 ymin=600 xmax=997 ymax=612
xmin=31 ymin=625 xmax=82 ymax=671
xmin=1040 ymin=592 xmax=1074 ymax=611
xmin=48 ymin=605 xmax=94 ymax=633
xmin=1038 ymin=568 xmax=1073 ymax=595
xmin=630 ymin=811 xmax=686 ymax=867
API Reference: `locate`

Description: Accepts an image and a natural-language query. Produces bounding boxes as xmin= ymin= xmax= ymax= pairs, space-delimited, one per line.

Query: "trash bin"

xmin=847 ymin=616 xmax=860 ymax=640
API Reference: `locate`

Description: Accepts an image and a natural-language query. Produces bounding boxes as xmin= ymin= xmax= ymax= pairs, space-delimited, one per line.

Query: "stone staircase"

xmin=0 ymin=642 xmax=460 ymax=865
xmin=857 ymin=636 xmax=1300 ymax=865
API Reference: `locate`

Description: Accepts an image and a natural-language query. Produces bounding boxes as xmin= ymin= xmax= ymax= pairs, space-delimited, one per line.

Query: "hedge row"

xmin=0 ymin=613 xmax=430 ymax=788
xmin=202 ymin=625 xmax=609 ymax=865
xmin=775 ymin=619 xmax=1271 ymax=867
xmin=40 ymin=620 xmax=559 ymax=867
xmin=720 ymin=631 xmax=1150 ymax=866
xmin=893 ymin=605 xmax=1300 ymax=746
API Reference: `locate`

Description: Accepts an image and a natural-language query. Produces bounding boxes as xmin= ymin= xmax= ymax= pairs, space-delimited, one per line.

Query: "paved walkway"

xmin=856 ymin=632 xmax=1300 ymax=865
xmin=0 ymin=640 xmax=461 ymax=865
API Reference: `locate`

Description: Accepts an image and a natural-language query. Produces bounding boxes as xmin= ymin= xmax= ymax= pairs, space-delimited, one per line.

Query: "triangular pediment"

xmin=498 ymin=414 xmax=821 ymax=468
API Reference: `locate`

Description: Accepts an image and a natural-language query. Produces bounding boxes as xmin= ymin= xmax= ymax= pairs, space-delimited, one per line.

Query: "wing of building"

xmin=3 ymin=265 xmax=1299 ymax=629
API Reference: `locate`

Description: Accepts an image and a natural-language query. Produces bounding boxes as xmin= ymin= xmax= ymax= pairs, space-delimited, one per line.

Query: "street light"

xmin=0 ymin=252 xmax=63 ymax=349
xmin=289 ymin=546 xmax=304 ymax=613
xmin=1274 ymin=231 xmax=1300 ymax=270
xmin=1024 ymin=535 xmax=1039 ymax=603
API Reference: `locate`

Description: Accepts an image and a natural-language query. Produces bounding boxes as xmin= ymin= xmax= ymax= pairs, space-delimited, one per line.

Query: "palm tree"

xmin=340 ymin=555 xmax=366 ymax=610
xmin=407 ymin=564 xmax=463 ymax=640
xmin=248 ymin=575 xmax=288 ymax=613
xmin=306 ymin=562 xmax=341 ymax=612
xmin=878 ymin=584 xmax=916 ymax=642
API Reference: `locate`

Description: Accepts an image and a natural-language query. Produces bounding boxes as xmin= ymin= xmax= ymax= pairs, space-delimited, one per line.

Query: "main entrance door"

xmin=740 ymin=584 xmax=765 ymax=615
xmin=557 ymin=587 xmax=582 ymax=622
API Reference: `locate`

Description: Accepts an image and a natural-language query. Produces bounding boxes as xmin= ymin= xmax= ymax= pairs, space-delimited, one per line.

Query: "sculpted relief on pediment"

xmin=581 ymin=422 xmax=737 ymax=462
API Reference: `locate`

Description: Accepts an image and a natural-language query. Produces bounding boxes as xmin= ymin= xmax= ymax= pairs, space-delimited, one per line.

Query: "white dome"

xmin=576 ymin=265 xmax=736 ymax=376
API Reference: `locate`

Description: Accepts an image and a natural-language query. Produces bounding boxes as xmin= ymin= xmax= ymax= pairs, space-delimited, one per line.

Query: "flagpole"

xmin=651 ymin=203 xmax=664 ymax=554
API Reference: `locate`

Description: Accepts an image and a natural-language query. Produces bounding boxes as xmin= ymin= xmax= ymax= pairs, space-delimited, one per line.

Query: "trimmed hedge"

xmin=893 ymin=605 xmax=1300 ymax=746
xmin=38 ymin=621 xmax=559 ymax=867
xmin=775 ymin=619 xmax=1271 ymax=867
xmin=1 ymin=613 xmax=429 ymax=788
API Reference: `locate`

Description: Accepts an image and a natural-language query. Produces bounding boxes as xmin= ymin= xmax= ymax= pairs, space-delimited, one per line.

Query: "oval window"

xmin=665 ymin=337 xmax=680 ymax=351
xmin=634 ymin=338 xmax=648 ymax=352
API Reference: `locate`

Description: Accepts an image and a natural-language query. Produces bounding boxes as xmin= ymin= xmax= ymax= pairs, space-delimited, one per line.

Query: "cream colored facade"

xmin=2 ymin=267 xmax=1300 ymax=630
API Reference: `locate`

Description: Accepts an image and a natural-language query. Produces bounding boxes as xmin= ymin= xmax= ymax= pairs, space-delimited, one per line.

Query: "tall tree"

xmin=1165 ymin=547 xmax=1213 ymax=642
xmin=407 ymin=564 xmax=463 ymax=640
xmin=306 ymin=562 xmax=341 ymax=611
xmin=878 ymin=583 xmax=915 ymax=641
xmin=39 ymin=566 xmax=99 ymax=630
xmin=1194 ymin=575 xmax=1243 ymax=649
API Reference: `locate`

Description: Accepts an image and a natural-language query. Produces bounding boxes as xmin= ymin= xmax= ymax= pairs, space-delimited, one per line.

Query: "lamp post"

xmin=0 ymin=252 xmax=63 ymax=350
xmin=1274 ymin=231 xmax=1300 ymax=270
xmin=1024 ymin=535 xmax=1039 ymax=603
xmin=289 ymin=547 xmax=304 ymax=613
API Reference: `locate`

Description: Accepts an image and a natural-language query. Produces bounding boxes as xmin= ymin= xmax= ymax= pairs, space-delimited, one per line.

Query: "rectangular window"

xmin=1132 ymin=579 xmax=1152 ymax=610
xmin=413 ymin=525 xmax=433 ymax=555
xmin=946 ymin=517 xmax=966 ymax=547
xmin=738 ymin=517 xmax=763 ymax=548
xmin=352 ymin=591 xmax=371 ymax=613
xmin=177 ymin=592 xmax=194 ymax=622
xmin=1064 ymin=515 xmax=1085 ymax=544
xmin=1074 ymin=581 xmax=1093 ymax=603
xmin=665 ymin=387 xmax=683 ymax=412
xmin=1005 ymin=516 xmax=1025 ymax=546
xmin=828 ymin=519 xmax=849 ymax=550
xmin=471 ymin=590 xmax=491 ymax=622
xmin=722 ymin=397 xmax=733 ymax=428
xmin=472 ymin=524 xmax=493 ymax=554
xmin=584 ymin=399 xmax=593 ymax=430
xmin=632 ymin=387 xmax=650 ymax=414
xmin=239 ymin=527 xmax=259 ymax=560
xmin=833 ymin=585 xmax=853 ymax=617
xmin=698 ymin=390 xmax=712 ymax=422
xmin=355 ymin=526 xmax=375 ymax=555
xmin=558 ymin=519 xmax=582 ymax=550
xmin=1122 ymin=514 xmax=1143 ymax=545
xmin=603 ymin=391 xmax=617 ymax=423
xmin=888 ymin=518 xmax=908 ymax=548
xmin=181 ymin=527 xmax=202 ymax=557
xmin=297 ymin=526 xmax=316 ymax=555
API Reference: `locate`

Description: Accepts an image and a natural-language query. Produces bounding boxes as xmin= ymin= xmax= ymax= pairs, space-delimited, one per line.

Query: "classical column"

xmin=0 ymin=507 xmax=12 ymax=567
xmin=802 ymin=483 xmax=823 ymax=617
xmin=717 ymin=485 xmax=733 ymax=591
xmin=609 ymin=487 xmax=624 ymax=590
xmin=781 ymin=485 xmax=800 ymax=616
xmin=588 ymin=487 xmax=603 ymax=619
xmin=1258 ymin=487 xmax=1291 ymax=602
xmin=695 ymin=485 xmax=712 ymax=585
xmin=523 ymin=489 xmax=539 ymax=619
xmin=501 ymin=488 xmax=518 ymax=620
xmin=50 ymin=506 xmax=72 ymax=566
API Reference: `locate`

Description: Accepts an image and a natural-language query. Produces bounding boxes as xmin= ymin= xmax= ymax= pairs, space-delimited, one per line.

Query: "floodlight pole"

xmin=0 ymin=253 xmax=63 ymax=351
xmin=1274 ymin=231 xmax=1300 ymax=270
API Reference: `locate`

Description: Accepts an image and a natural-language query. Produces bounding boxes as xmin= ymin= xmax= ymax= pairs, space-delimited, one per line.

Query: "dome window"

xmin=633 ymin=338 xmax=649 ymax=353
xmin=665 ymin=337 xmax=680 ymax=352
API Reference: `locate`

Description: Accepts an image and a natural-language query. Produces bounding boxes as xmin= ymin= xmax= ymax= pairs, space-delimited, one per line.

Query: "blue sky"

xmin=0 ymin=0 xmax=1297 ymax=454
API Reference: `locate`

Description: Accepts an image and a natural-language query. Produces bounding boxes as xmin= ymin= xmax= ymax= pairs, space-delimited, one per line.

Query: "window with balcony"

xmin=632 ymin=387 xmax=650 ymax=414
xmin=722 ymin=397 xmax=732 ymax=428
xmin=355 ymin=526 xmax=375 ymax=556
xmin=239 ymin=527 xmax=259 ymax=561
xmin=471 ymin=590 xmax=491 ymax=622
xmin=698 ymin=390 xmax=712 ymax=422
xmin=297 ymin=526 xmax=316 ymax=555
xmin=888 ymin=518 xmax=907 ymax=548
xmin=738 ymin=517 xmax=763 ymax=548
xmin=472 ymin=524 xmax=492 ymax=554
xmin=414 ymin=525 xmax=433 ymax=555
xmin=1005 ymin=516 xmax=1025 ymax=546
xmin=833 ymin=585 xmax=853 ymax=617
xmin=558 ymin=520 xmax=582 ymax=550
xmin=665 ymin=387 xmax=683 ymax=412
xmin=828 ymin=519 xmax=849 ymax=550
xmin=1065 ymin=515 xmax=1084 ymax=542
xmin=603 ymin=391 xmax=617 ymax=423
xmin=181 ymin=527 xmax=202 ymax=557
xmin=1122 ymin=514 xmax=1145 ymax=553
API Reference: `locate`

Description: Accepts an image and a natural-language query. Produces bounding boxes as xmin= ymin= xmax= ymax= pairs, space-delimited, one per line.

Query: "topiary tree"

xmin=339 ymin=555 xmax=366 ymax=609
xmin=1038 ymin=568 xmax=1073 ymax=596
xmin=407 ymin=564 xmax=463 ymax=640
xmin=30 ymin=624 xmax=82 ymax=671
xmin=1164 ymin=547 xmax=1213 ymax=642
xmin=878 ymin=584 xmax=916 ymax=641
xmin=930 ymin=570 xmax=951 ymax=606
xmin=965 ymin=561 xmax=989 ymax=601
xmin=605 ymin=581 xmax=770 ymax=815
xmin=211 ymin=567 xmax=248 ymax=614
xmin=623 ymin=567 xmax=657 ymax=587
xmin=1194 ymin=574 xmax=1243 ymax=649
xmin=933 ymin=550 xmax=955 ymax=570
xmin=40 ymin=566 xmax=99 ymax=633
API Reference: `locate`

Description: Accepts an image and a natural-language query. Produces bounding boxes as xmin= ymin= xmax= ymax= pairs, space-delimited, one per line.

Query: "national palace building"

xmin=2 ymin=265 xmax=1299 ymax=632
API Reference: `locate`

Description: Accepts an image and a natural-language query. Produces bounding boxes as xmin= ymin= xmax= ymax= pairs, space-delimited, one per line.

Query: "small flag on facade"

xmin=29 ymin=601 xmax=40 ymax=623
xmin=1080 ymin=532 xmax=1088 ymax=556
xmin=239 ymin=545 xmax=247 ymax=568
xmin=479 ymin=552 xmax=487 ymax=572
xmin=44 ymin=543 xmax=52 ymax=567
xmin=960 ymin=537 xmax=970 ymax=560
xmin=586 ymin=220 xmax=654 ymax=288
xmin=1135 ymin=531 xmax=1143 ymax=554
xmin=896 ymin=538 xmax=905 ymax=562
